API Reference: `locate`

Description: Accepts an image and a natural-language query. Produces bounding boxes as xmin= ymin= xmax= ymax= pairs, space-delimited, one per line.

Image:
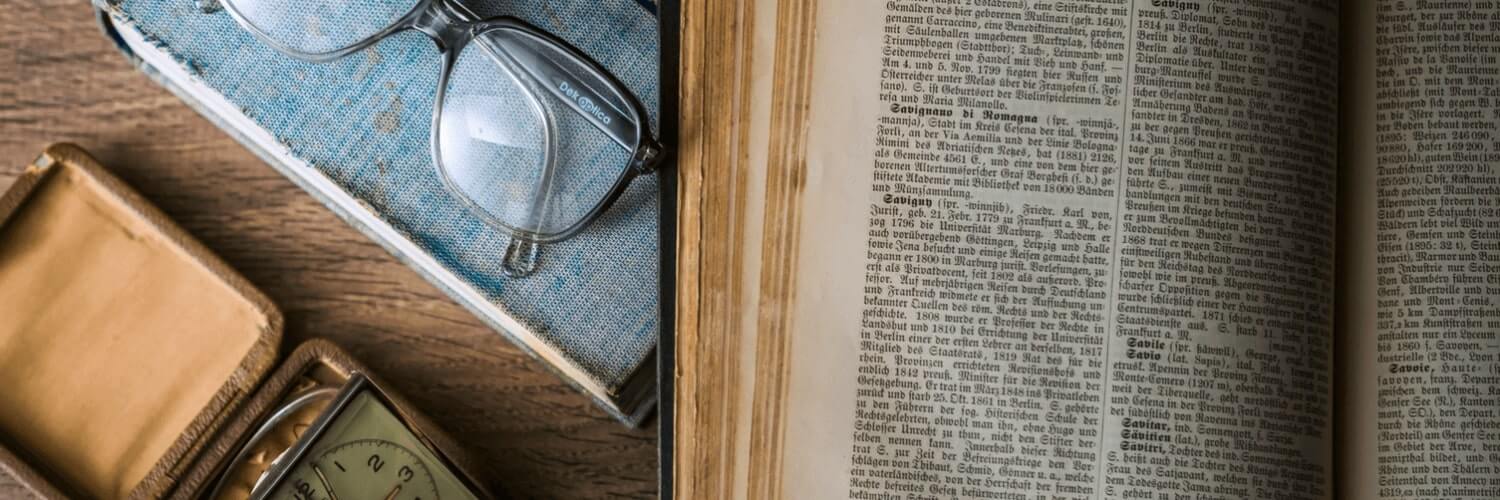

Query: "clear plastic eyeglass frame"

xmin=200 ymin=0 xmax=664 ymax=277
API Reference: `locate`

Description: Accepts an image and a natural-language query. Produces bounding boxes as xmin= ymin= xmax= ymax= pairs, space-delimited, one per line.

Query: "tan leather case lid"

xmin=0 ymin=144 xmax=282 ymax=499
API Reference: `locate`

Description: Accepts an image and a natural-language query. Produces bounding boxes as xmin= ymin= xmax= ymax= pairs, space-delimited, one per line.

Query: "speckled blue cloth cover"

xmin=94 ymin=0 xmax=660 ymax=424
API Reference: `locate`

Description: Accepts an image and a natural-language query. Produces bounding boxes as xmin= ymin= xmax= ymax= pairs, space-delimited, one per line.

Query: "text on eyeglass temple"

xmin=558 ymin=80 xmax=613 ymax=125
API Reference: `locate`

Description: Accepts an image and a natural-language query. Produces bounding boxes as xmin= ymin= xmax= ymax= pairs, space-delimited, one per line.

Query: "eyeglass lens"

xmin=438 ymin=27 xmax=640 ymax=239
xmin=223 ymin=0 xmax=420 ymax=56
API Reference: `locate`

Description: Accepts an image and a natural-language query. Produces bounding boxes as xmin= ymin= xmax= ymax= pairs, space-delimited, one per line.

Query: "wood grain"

xmin=0 ymin=1 xmax=656 ymax=498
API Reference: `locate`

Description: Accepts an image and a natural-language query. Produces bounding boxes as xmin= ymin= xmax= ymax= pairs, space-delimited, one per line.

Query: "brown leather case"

xmin=0 ymin=144 xmax=490 ymax=499
xmin=174 ymin=339 xmax=496 ymax=500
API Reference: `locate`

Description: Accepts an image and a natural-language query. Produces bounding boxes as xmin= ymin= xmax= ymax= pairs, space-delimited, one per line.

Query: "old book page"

xmin=756 ymin=0 xmax=1340 ymax=498
xmin=1342 ymin=0 xmax=1500 ymax=498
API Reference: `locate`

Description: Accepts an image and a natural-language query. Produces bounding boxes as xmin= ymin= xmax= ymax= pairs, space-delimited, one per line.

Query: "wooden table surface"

xmin=0 ymin=1 xmax=658 ymax=498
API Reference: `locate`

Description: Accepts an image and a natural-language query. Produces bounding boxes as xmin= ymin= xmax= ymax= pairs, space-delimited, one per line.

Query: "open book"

xmin=673 ymin=0 xmax=1500 ymax=497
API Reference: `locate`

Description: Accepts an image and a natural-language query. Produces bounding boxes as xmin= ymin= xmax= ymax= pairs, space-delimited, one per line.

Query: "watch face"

xmin=260 ymin=381 xmax=480 ymax=500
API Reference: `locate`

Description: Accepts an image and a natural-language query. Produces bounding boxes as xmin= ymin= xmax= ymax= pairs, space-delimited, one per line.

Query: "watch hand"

xmin=383 ymin=484 xmax=402 ymax=500
xmin=312 ymin=464 xmax=340 ymax=500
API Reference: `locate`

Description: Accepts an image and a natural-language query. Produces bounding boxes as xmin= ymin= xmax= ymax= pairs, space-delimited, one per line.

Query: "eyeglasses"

xmin=202 ymin=0 xmax=663 ymax=277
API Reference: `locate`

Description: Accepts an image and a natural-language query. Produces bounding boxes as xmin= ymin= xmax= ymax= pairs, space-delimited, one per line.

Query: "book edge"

xmin=745 ymin=0 xmax=819 ymax=496
xmin=656 ymin=0 xmax=681 ymax=491
xmin=671 ymin=0 xmax=767 ymax=496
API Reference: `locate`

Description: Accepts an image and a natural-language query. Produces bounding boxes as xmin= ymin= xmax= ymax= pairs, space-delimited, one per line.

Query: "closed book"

xmin=93 ymin=0 xmax=664 ymax=425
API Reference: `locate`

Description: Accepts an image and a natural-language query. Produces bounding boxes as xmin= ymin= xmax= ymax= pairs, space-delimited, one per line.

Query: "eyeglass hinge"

xmin=633 ymin=141 xmax=664 ymax=175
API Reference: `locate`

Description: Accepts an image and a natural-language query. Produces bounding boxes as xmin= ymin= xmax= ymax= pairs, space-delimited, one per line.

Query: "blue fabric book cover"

xmin=94 ymin=0 xmax=662 ymax=425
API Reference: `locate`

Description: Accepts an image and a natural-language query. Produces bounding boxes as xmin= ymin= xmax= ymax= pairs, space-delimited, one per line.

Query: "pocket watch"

xmin=216 ymin=373 xmax=490 ymax=500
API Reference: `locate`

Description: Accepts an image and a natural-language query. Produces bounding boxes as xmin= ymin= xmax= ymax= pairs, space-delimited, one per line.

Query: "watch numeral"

xmin=399 ymin=465 xmax=415 ymax=482
xmin=368 ymin=454 xmax=385 ymax=472
xmin=293 ymin=479 xmax=315 ymax=500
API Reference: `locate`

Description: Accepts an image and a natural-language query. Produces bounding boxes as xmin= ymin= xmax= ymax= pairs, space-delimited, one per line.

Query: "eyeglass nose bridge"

xmin=410 ymin=0 xmax=477 ymax=54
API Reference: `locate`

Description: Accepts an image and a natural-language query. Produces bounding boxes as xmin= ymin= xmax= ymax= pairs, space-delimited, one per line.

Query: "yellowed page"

xmin=772 ymin=0 xmax=1341 ymax=497
xmin=778 ymin=0 xmax=879 ymax=494
xmin=728 ymin=0 xmax=781 ymax=498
